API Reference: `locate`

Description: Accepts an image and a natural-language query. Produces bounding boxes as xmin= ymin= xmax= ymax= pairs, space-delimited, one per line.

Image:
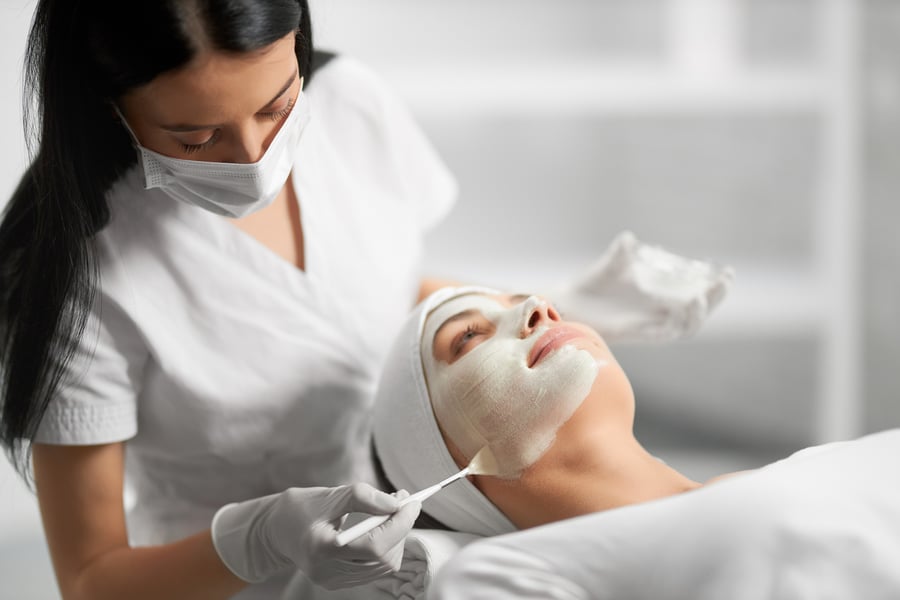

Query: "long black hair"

xmin=0 ymin=0 xmax=313 ymax=477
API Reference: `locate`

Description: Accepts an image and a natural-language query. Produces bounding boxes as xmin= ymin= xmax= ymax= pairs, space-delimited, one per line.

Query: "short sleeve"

xmin=34 ymin=292 xmax=147 ymax=445
xmin=308 ymin=56 xmax=458 ymax=231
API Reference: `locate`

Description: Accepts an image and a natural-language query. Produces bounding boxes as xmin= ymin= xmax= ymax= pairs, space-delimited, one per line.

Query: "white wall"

xmin=0 ymin=1 xmax=33 ymax=205
xmin=0 ymin=3 xmax=59 ymax=596
xmin=862 ymin=0 xmax=900 ymax=433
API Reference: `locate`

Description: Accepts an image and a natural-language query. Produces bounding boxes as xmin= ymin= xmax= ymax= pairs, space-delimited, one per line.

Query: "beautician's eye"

xmin=262 ymin=97 xmax=295 ymax=121
xmin=180 ymin=130 xmax=221 ymax=154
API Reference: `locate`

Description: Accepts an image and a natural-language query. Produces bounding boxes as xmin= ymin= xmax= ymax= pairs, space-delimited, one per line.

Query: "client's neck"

xmin=477 ymin=428 xmax=701 ymax=530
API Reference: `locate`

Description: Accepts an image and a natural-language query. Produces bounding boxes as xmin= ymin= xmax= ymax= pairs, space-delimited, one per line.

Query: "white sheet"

xmin=429 ymin=429 xmax=900 ymax=600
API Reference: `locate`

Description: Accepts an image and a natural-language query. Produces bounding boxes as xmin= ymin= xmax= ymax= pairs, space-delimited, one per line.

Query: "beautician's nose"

xmin=521 ymin=297 xmax=561 ymax=336
xmin=230 ymin=134 xmax=265 ymax=163
xmin=228 ymin=122 xmax=276 ymax=163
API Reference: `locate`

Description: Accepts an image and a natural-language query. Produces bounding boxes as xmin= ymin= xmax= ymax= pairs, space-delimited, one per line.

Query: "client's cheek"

xmin=430 ymin=344 xmax=600 ymax=479
xmin=430 ymin=360 xmax=501 ymax=457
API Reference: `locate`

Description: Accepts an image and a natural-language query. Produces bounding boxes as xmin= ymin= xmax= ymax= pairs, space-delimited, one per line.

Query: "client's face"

xmin=421 ymin=293 xmax=619 ymax=478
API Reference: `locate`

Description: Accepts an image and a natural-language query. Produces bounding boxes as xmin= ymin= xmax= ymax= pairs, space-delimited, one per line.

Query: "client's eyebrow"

xmin=432 ymin=309 xmax=480 ymax=347
xmin=432 ymin=294 xmax=531 ymax=347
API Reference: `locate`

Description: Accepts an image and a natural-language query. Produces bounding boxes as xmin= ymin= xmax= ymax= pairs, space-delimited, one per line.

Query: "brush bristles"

xmin=468 ymin=446 xmax=500 ymax=476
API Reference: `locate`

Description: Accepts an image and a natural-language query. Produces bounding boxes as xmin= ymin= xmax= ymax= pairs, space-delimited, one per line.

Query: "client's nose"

xmin=521 ymin=297 xmax=561 ymax=336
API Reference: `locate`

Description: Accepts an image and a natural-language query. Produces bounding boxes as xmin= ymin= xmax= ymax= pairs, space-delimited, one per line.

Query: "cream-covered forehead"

xmin=422 ymin=293 xmax=508 ymax=352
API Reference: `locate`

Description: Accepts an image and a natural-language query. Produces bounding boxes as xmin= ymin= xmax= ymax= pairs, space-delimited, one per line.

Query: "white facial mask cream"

xmin=422 ymin=294 xmax=601 ymax=478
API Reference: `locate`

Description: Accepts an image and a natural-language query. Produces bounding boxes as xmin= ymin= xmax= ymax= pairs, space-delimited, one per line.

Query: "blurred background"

xmin=1 ymin=0 xmax=897 ymax=597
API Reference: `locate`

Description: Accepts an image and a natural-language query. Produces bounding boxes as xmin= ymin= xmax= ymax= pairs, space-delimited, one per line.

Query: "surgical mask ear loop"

xmin=112 ymin=104 xmax=142 ymax=146
xmin=112 ymin=105 xmax=180 ymax=187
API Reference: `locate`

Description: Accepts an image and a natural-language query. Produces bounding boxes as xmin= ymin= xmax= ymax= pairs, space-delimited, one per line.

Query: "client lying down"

xmin=374 ymin=286 xmax=720 ymax=535
xmin=372 ymin=287 xmax=900 ymax=599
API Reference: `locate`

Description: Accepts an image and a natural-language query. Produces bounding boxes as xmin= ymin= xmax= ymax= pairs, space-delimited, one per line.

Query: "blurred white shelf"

xmin=0 ymin=456 xmax=43 ymax=541
xmin=697 ymin=264 xmax=824 ymax=340
xmin=381 ymin=62 xmax=826 ymax=116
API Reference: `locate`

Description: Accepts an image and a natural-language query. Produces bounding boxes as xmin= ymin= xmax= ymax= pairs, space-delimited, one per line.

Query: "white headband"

xmin=372 ymin=286 xmax=517 ymax=537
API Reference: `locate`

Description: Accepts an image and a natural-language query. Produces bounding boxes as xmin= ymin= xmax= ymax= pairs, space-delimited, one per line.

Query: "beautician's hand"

xmin=545 ymin=231 xmax=734 ymax=343
xmin=211 ymin=484 xmax=420 ymax=590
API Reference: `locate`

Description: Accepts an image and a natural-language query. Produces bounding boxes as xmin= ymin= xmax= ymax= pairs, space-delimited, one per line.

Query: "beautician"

xmin=0 ymin=1 xmax=447 ymax=598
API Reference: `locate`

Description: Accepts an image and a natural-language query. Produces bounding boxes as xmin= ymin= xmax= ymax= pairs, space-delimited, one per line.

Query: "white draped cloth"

xmin=430 ymin=429 xmax=900 ymax=600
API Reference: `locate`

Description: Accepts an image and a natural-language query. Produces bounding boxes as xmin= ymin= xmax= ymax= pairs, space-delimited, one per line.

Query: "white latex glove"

xmin=545 ymin=231 xmax=735 ymax=343
xmin=211 ymin=484 xmax=421 ymax=590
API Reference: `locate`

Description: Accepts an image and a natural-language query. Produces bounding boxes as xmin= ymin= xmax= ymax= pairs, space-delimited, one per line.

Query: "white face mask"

xmin=117 ymin=88 xmax=310 ymax=218
xmin=421 ymin=294 xmax=601 ymax=478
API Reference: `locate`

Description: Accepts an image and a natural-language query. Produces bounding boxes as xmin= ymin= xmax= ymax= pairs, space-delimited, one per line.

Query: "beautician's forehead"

xmin=121 ymin=34 xmax=298 ymax=129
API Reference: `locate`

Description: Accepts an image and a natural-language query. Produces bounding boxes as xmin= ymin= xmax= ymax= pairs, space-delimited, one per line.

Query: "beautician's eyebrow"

xmin=160 ymin=69 xmax=299 ymax=133
xmin=432 ymin=309 xmax=480 ymax=347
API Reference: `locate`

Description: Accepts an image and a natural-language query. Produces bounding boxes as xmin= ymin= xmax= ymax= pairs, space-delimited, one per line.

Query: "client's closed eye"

xmin=452 ymin=324 xmax=490 ymax=357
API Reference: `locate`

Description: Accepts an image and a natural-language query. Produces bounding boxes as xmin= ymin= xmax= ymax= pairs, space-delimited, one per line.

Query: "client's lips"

xmin=527 ymin=326 xmax=586 ymax=368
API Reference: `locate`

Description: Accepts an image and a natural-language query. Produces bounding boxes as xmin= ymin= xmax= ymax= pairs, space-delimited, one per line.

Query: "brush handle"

xmin=334 ymin=466 xmax=471 ymax=547
xmin=334 ymin=513 xmax=392 ymax=548
xmin=334 ymin=484 xmax=441 ymax=547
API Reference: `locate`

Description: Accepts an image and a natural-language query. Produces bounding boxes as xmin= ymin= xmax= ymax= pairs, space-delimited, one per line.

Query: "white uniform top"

xmin=34 ymin=54 xmax=455 ymax=555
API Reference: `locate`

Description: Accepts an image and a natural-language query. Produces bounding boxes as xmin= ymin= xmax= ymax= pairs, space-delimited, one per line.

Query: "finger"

xmin=332 ymin=568 xmax=395 ymax=590
xmin=706 ymin=270 xmax=734 ymax=310
xmin=378 ymin=534 xmax=409 ymax=572
xmin=358 ymin=500 xmax=421 ymax=556
xmin=326 ymin=510 xmax=353 ymax=532
xmin=330 ymin=483 xmax=400 ymax=518
xmin=681 ymin=296 xmax=705 ymax=337
xmin=329 ymin=560 xmax=396 ymax=588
